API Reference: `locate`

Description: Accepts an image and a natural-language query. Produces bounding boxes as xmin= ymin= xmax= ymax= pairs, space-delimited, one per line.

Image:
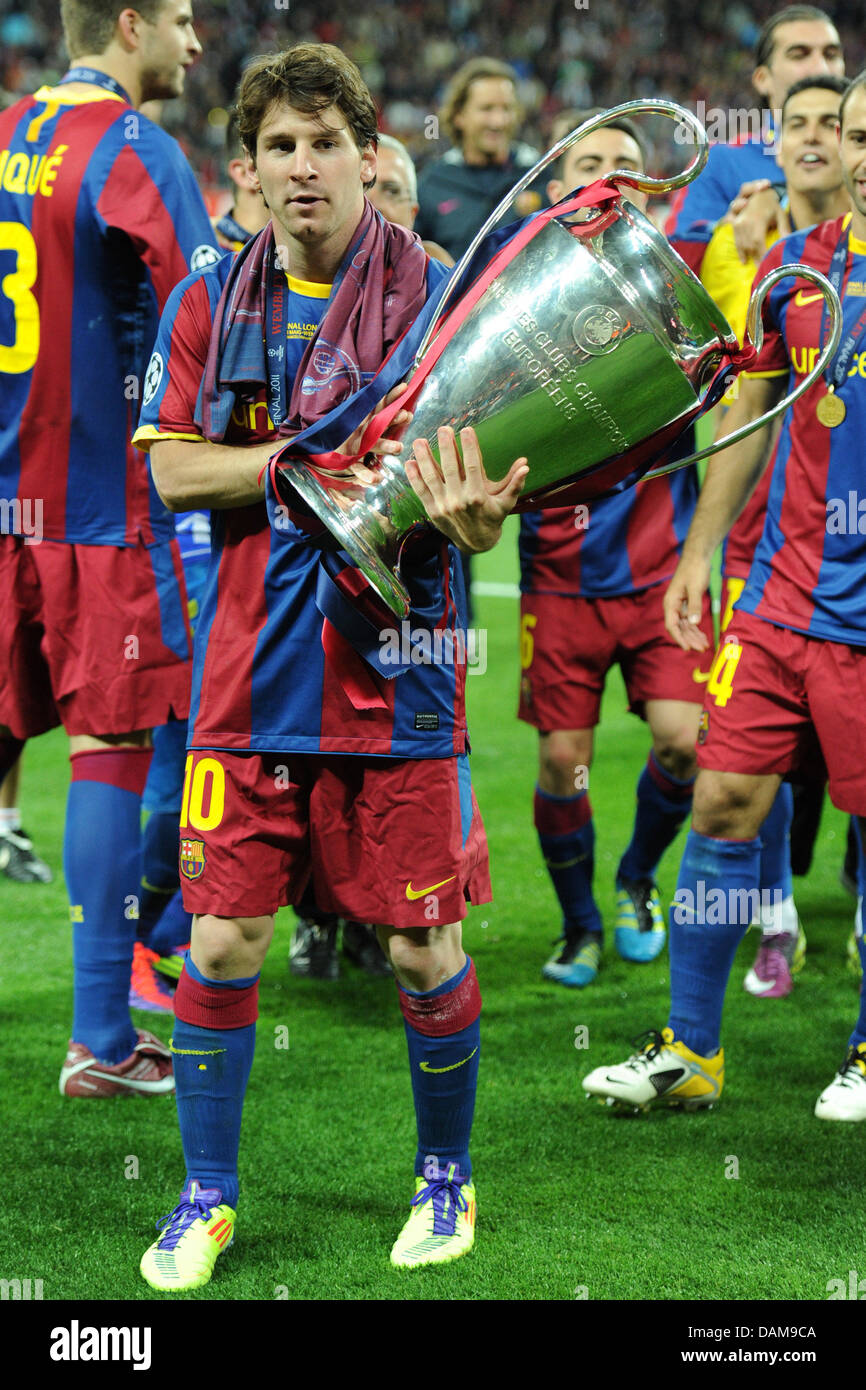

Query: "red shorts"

xmin=177 ymin=749 xmax=492 ymax=927
xmin=696 ymin=609 xmax=866 ymax=813
xmin=518 ymin=586 xmax=715 ymax=730
xmin=0 ymin=535 xmax=192 ymax=739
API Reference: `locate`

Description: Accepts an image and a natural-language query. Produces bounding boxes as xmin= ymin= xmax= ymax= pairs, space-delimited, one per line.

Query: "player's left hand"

xmin=339 ymin=381 xmax=413 ymax=468
xmin=406 ymin=425 xmax=529 ymax=553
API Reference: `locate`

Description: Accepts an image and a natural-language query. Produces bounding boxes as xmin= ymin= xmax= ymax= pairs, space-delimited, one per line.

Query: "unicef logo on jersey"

xmin=301 ymin=341 xmax=361 ymax=396
xmin=142 ymin=352 xmax=164 ymax=406
xmin=190 ymin=244 xmax=221 ymax=271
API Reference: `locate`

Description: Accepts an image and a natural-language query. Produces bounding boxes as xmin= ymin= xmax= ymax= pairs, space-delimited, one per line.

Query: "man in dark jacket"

xmin=416 ymin=56 xmax=545 ymax=263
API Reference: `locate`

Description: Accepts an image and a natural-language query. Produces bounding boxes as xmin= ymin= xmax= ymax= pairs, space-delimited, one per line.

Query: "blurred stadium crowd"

xmin=3 ymin=0 xmax=866 ymax=200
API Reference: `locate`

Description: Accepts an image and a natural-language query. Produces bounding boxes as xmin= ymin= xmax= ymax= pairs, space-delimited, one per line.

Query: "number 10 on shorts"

xmin=180 ymin=754 xmax=226 ymax=832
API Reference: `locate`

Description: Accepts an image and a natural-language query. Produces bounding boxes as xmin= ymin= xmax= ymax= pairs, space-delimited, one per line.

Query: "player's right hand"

xmin=663 ymin=556 xmax=711 ymax=652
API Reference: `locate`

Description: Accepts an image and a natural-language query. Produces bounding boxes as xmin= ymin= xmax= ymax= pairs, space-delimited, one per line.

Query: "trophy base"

xmin=284 ymin=464 xmax=412 ymax=619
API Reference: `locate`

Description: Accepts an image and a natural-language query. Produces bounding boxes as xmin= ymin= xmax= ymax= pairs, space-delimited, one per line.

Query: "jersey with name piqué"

xmin=0 ymin=85 xmax=218 ymax=545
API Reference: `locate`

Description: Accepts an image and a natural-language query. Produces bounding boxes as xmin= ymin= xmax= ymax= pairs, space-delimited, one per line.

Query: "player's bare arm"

xmin=407 ymin=425 xmax=529 ymax=554
xmin=152 ymin=379 xmax=416 ymax=512
xmin=663 ymin=373 xmax=784 ymax=651
xmin=149 ymin=437 xmax=277 ymax=511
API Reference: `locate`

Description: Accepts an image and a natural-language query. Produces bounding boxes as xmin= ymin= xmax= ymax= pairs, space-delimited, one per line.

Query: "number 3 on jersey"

xmin=0 ymin=222 xmax=39 ymax=373
xmin=180 ymin=755 xmax=226 ymax=832
xmin=706 ymin=637 xmax=743 ymax=708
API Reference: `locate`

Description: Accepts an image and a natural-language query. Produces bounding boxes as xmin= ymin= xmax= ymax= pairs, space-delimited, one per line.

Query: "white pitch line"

xmin=473 ymin=582 xmax=722 ymax=611
xmin=472 ymin=581 xmax=520 ymax=599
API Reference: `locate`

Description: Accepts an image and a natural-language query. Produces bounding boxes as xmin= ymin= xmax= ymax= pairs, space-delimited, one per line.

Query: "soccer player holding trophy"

xmin=135 ymin=43 xmax=527 ymax=1289
xmin=133 ymin=41 xmax=841 ymax=1283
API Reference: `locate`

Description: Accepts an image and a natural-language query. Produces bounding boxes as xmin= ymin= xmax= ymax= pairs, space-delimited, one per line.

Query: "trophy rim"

xmin=286 ymin=465 xmax=412 ymax=619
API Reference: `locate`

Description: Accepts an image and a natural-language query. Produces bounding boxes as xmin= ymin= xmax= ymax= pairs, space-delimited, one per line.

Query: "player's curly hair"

xmin=438 ymin=57 xmax=519 ymax=147
xmin=236 ymin=43 xmax=378 ymax=189
xmin=60 ymin=0 xmax=164 ymax=59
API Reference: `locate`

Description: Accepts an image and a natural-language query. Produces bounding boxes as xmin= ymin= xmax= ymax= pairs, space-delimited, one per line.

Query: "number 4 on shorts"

xmin=706 ymin=637 xmax=743 ymax=708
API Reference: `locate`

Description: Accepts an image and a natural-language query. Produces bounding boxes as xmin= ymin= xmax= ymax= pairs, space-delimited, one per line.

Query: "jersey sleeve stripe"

xmin=133 ymin=427 xmax=205 ymax=449
xmin=741 ymin=369 xmax=788 ymax=379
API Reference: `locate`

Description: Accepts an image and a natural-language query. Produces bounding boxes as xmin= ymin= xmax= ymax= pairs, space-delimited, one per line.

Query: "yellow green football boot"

xmin=140 ymin=1181 xmax=235 ymax=1291
xmin=391 ymin=1161 xmax=476 ymax=1268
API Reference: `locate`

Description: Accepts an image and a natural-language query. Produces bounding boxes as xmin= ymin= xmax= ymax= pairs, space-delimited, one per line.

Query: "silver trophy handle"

xmin=641 ymin=265 xmax=842 ymax=478
xmin=414 ymin=98 xmax=709 ymax=363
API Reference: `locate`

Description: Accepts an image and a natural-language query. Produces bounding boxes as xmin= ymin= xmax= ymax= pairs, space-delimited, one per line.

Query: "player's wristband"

xmin=770 ymin=182 xmax=790 ymax=214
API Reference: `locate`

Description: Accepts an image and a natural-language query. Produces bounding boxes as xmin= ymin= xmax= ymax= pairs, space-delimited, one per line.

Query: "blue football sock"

xmin=757 ymin=783 xmax=793 ymax=900
xmin=139 ymin=809 xmax=183 ymax=935
xmin=66 ymin=749 xmax=152 ymax=1064
xmin=668 ymin=829 xmax=761 ymax=1057
xmin=851 ymin=914 xmax=866 ymax=1049
xmin=534 ymin=787 xmax=602 ymax=936
xmin=849 ymin=821 xmax=866 ymax=1048
xmin=172 ymin=956 xmax=259 ymax=1210
xmin=618 ymin=751 xmax=695 ymax=883
xmin=399 ymin=957 xmax=481 ymax=1180
xmin=145 ymin=888 xmax=192 ymax=958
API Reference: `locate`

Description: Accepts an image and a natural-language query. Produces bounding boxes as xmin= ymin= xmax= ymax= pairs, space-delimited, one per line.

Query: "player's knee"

xmin=539 ymin=731 xmax=592 ymax=794
xmin=192 ymin=914 xmax=272 ymax=977
xmin=691 ymin=775 xmax=755 ymax=838
xmin=380 ymin=922 xmax=463 ymax=992
xmin=652 ymin=735 xmax=698 ymax=783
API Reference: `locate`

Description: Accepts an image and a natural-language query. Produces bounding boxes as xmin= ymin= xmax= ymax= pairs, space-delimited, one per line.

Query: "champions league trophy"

xmin=277 ymin=100 xmax=842 ymax=618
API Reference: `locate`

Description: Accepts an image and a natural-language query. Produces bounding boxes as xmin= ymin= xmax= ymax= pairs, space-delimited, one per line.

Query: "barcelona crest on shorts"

xmin=180 ymin=838 xmax=206 ymax=880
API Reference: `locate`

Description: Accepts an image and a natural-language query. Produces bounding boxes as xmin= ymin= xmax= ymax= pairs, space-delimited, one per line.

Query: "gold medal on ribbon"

xmin=816 ymin=389 xmax=846 ymax=427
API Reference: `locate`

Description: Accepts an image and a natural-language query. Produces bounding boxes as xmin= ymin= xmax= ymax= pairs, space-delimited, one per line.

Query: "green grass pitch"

xmin=3 ymin=518 xmax=865 ymax=1302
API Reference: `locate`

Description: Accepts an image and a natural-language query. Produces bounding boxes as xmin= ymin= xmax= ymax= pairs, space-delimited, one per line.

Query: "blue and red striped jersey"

xmin=723 ymin=452 xmax=774 ymax=579
xmin=518 ymin=453 xmax=699 ymax=598
xmin=666 ymin=136 xmax=778 ymax=278
xmin=737 ymin=215 xmax=866 ymax=645
xmin=0 ymin=84 xmax=218 ymax=545
xmin=134 ymin=250 xmax=467 ymax=759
